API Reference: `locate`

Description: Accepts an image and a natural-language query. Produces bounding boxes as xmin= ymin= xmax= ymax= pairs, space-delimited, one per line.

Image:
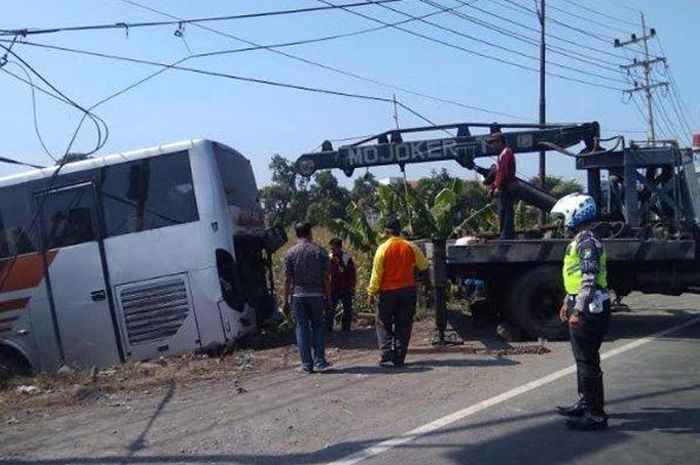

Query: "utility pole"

xmin=537 ymin=0 xmax=546 ymax=225
xmin=615 ymin=13 xmax=668 ymax=144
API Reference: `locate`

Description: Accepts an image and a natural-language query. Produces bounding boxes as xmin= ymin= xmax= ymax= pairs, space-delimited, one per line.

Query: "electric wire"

xmin=424 ymin=0 xmax=620 ymax=72
xmin=461 ymin=0 xmax=630 ymax=62
xmin=655 ymin=87 xmax=689 ymax=141
xmin=117 ymin=0 xmax=528 ymax=120
xmin=555 ymin=0 xmax=639 ymax=27
xmin=320 ymin=0 xmax=625 ymax=91
xmin=652 ymin=93 xmax=679 ymax=140
xmin=1 ymin=61 xmax=57 ymax=161
xmin=4 ymin=38 xmax=529 ymax=121
xmin=656 ymin=37 xmax=698 ymax=130
xmin=370 ymin=0 xmax=627 ymax=84
xmin=419 ymin=0 xmax=625 ymax=76
xmin=655 ymin=65 xmax=693 ymax=138
xmin=0 ymin=1 xmax=401 ymax=37
xmin=0 ymin=153 xmax=45 ymax=169
xmin=0 ymin=43 xmax=108 ymax=156
xmin=546 ymin=1 xmax=634 ymax=35
xmin=490 ymin=0 xmax=617 ymax=45
xmin=603 ymin=0 xmax=637 ymax=13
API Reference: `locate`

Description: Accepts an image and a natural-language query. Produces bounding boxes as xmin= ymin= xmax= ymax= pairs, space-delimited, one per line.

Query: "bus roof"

xmin=0 ymin=139 xmax=237 ymax=188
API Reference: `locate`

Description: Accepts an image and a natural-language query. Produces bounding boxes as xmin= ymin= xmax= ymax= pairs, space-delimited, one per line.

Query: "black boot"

xmin=557 ymin=373 xmax=587 ymax=417
xmin=566 ymin=375 xmax=608 ymax=431
xmin=557 ymin=397 xmax=587 ymax=417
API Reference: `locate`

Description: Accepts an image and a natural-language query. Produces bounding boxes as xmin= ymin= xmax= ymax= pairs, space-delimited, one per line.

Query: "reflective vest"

xmin=562 ymin=238 xmax=608 ymax=295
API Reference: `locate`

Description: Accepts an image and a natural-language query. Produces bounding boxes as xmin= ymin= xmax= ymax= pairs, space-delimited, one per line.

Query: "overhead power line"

xmin=1 ymin=39 xmax=480 ymax=127
xmin=419 ymin=0 xmax=625 ymax=76
xmin=320 ymin=0 xmax=624 ymax=91
xmin=0 ymin=42 xmax=108 ymax=156
xmin=555 ymin=0 xmax=639 ymax=27
xmin=546 ymin=1 xmax=634 ymax=35
xmin=468 ymin=0 xmax=629 ymax=63
xmin=372 ymin=0 xmax=626 ymax=84
xmin=1 ymin=41 xmax=526 ymax=123
xmin=0 ymin=61 xmax=57 ymax=161
xmin=114 ymin=0 xmax=528 ymax=120
xmin=615 ymin=14 xmax=669 ymax=143
xmin=603 ymin=0 xmax=637 ymax=13
xmin=656 ymin=37 xmax=699 ymax=131
xmin=0 ymin=153 xmax=45 ymax=169
xmin=652 ymin=93 xmax=682 ymax=140
xmin=0 ymin=0 xmax=401 ymax=37
xmin=491 ymin=0 xmax=617 ymax=45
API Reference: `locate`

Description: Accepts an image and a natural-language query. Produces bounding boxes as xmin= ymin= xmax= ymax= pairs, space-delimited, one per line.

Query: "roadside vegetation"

xmin=261 ymin=155 xmax=582 ymax=314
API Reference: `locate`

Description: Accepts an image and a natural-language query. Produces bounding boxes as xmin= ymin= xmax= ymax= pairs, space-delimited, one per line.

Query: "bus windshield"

xmin=214 ymin=144 xmax=260 ymax=211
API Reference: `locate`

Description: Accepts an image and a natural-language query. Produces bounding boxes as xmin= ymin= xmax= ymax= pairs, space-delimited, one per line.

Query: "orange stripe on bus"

xmin=0 ymin=297 xmax=30 ymax=314
xmin=0 ymin=316 xmax=19 ymax=325
xmin=0 ymin=251 xmax=58 ymax=293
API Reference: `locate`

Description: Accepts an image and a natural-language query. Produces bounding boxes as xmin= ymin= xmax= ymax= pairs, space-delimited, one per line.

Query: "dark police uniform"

xmin=562 ymin=229 xmax=611 ymax=428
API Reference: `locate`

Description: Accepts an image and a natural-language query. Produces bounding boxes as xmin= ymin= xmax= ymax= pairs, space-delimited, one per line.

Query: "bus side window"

xmin=41 ymin=189 xmax=96 ymax=249
xmin=101 ymin=151 xmax=198 ymax=238
xmin=0 ymin=187 xmax=37 ymax=258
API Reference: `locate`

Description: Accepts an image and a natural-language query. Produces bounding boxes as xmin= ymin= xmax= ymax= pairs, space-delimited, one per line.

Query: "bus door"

xmin=36 ymin=182 xmax=122 ymax=368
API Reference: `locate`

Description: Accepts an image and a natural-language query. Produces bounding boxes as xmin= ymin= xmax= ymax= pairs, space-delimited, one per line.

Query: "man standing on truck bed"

xmin=284 ymin=222 xmax=331 ymax=374
xmin=367 ymin=217 xmax=429 ymax=367
xmin=552 ymin=193 xmax=611 ymax=431
xmin=486 ymin=132 xmax=516 ymax=239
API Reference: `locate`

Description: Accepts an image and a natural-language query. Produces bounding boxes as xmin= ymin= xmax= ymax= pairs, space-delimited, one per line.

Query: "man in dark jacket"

xmin=327 ymin=238 xmax=357 ymax=332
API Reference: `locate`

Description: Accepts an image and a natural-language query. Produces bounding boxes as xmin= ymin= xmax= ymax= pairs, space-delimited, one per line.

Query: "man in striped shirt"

xmin=368 ymin=217 xmax=429 ymax=367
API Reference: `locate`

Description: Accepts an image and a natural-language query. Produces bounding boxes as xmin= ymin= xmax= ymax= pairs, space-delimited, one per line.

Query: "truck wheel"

xmin=504 ymin=266 xmax=568 ymax=341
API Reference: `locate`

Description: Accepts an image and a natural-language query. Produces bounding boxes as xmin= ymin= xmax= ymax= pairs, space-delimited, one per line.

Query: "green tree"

xmin=351 ymin=172 xmax=379 ymax=214
xmin=529 ymin=175 xmax=583 ymax=198
xmin=306 ymin=171 xmax=351 ymax=226
xmin=259 ymin=155 xmax=310 ymax=227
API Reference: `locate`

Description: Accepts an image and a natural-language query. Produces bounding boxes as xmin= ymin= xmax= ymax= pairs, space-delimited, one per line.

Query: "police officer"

xmin=551 ymin=193 xmax=611 ymax=431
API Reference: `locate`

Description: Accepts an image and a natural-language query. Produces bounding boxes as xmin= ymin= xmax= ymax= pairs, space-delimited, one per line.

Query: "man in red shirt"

xmin=327 ymin=238 xmax=357 ymax=332
xmin=487 ymin=132 xmax=516 ymax=239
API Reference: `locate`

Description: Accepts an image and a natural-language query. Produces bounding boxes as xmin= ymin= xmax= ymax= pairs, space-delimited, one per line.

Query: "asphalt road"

xmin=1 ymin=293 xmax=699 ymax=465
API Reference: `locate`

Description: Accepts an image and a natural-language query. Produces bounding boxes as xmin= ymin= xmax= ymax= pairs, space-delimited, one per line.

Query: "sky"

xmin=1 ymin=0 xmax=698 ymax=188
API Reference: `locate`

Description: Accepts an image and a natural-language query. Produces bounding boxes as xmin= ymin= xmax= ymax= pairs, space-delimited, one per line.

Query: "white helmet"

xmin=550 ymin=193 xmax=597 ymax=229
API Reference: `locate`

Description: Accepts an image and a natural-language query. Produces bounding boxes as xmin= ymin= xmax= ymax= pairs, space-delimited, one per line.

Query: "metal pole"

xmin=538 ymin=0 xmax=547 ymax=225
xmin=640 ymin=13 xmax=655 ymax=144
xmin=427 ymin=240 xmax=447 ymax=344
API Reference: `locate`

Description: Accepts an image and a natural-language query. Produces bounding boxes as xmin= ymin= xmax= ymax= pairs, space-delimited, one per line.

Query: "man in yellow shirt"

xmin=368 ymin=217 xmax=429 ymax=367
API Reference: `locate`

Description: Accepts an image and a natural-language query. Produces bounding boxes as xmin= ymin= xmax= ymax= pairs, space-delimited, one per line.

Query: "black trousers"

xmin=498 ymin=190 xmax=515 ymax=240
xmin=326 ymin=292 xmax=353 ymax=331
xmin=570 ymin=301 xmax=611 ymax=388
xmin=376 ymin=287 xmax=417 ymax=364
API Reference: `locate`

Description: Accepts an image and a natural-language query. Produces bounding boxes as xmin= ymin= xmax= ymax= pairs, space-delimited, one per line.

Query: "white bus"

xmin=0 ymin=140 xmax=285 ymax=374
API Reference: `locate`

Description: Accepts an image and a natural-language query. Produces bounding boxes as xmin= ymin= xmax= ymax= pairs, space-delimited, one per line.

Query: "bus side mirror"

xmin=264 ymin=225 xmax=288 ymax=253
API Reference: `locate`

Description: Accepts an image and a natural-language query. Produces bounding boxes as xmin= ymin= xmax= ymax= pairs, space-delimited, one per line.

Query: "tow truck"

xmin=295 ymin=122 xmax=700 ymax=340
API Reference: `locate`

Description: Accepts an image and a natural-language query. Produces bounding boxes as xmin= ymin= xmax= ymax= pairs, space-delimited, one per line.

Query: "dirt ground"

xmin=0 ymin=312 xmax=481 ymax=419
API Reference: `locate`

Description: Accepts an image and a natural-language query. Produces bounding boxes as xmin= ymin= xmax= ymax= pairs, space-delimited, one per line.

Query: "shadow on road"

xmin=14 ymin=382 xmax=698 ymax=465
xmin=612 ymin=407 xmax=700 ymax=434
xmin=126 ymin=379 xmax=176 ymax=453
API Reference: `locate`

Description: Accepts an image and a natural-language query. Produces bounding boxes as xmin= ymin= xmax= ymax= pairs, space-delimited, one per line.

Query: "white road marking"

xmin=328 ymin=314 xmax=700 ymax=465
